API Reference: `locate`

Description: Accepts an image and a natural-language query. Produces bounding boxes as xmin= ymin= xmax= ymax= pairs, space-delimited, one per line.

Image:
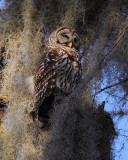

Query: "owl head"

xmin=47 ymin=26 xmax=80 ymax=51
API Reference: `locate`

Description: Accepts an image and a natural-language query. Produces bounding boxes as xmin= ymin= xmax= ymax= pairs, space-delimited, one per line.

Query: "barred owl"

xmin=30 ymin=26 xmax=82 ymax=128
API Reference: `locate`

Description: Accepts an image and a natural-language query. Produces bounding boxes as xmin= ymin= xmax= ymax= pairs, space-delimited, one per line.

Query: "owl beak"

xmin=68 ymin=42 xmax=72 ymax=48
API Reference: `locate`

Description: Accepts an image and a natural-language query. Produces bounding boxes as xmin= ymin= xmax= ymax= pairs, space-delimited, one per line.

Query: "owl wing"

xmin=33 ymin=49 xmax=59 ymax=112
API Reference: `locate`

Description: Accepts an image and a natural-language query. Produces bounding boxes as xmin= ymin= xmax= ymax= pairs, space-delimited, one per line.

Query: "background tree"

xmin=0 ymin=0 xmax=128 ymax=159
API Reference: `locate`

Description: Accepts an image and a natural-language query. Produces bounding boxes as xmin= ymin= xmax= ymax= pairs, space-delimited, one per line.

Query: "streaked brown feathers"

xmin=31 ymin=26 xmax=82 ymax=128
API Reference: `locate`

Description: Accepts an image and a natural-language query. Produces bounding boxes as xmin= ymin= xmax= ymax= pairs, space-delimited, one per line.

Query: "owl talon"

xmin=29 ymin=111 xmax=38 ymax=122
xmin=35 ymin=118 xmax=50 ymax=130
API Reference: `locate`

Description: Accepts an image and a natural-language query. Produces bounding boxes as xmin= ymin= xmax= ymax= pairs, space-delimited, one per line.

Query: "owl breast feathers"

xmin=31 ymin=26 xmax=82 ymax=128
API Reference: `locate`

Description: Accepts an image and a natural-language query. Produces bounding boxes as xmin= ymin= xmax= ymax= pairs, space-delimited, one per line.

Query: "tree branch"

xmin=95 ymin=78 xmax=128 ymax=95
xmin=111 ymin=110 xmax=128 ymax=117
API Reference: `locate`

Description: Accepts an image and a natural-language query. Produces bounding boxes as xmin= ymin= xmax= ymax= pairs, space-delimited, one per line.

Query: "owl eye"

xmin=74 ymin=37 xmax=78 ymax=43
xmin=62 ymin=34 xmax=69 ymax=39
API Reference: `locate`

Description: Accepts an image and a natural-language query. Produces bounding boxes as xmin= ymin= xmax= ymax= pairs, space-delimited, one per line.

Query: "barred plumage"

xmin=31 ymin=26 xmax=82 ymax=128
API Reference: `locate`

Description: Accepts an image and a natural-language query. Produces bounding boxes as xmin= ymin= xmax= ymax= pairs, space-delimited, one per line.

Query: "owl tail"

xmin=38 ymin=94 xmax=55 ymax=126
xmin=29 ymin=94 xmax=55 ymax=129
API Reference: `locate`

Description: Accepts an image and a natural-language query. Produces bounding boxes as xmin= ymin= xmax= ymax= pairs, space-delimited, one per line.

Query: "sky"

xmin=0 ymin=0 xmax=128 ymax=159
xmin=96 ymin=76 xmax=128 ymax=160
xmin=115 ymin=117 xmax=128 ymax=160
xmin=0 ymin=0 xmax=5 ymax=9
